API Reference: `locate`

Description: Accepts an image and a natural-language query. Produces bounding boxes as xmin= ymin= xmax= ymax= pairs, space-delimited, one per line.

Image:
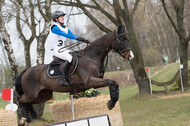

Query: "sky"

xmin=0 ymin=4 xmax=88 ymax=67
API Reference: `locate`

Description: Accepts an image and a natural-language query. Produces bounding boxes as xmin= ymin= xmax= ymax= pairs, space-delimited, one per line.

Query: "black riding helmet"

xmin=52 ymin=11 xmax=66 ymax=22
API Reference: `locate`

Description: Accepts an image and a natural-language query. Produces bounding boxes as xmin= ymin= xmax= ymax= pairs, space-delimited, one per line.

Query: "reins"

xmin=58 ymin=42 xmax=83 ymax=53
xmin=78 ymin=32 xmax=116 ymax=68
xmin=77 ymin=30 xmax=122 ymax=69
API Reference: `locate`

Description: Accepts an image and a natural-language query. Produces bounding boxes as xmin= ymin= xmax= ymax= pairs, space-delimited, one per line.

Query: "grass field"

xmin=1 ymin=62 xmax=190 ymax=126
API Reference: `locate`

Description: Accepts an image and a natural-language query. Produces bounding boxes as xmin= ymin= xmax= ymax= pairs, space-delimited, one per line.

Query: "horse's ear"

xmin=117 ymin=25 xmax=125 ymax=34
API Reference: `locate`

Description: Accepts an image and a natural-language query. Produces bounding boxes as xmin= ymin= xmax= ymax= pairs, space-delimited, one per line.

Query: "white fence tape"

xmin=44 ymin=114 xmax=111 ymax=126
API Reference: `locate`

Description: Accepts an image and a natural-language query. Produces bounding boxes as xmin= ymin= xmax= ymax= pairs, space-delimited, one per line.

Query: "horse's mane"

xmin=85 ymin=31 xmax=115 ymax=50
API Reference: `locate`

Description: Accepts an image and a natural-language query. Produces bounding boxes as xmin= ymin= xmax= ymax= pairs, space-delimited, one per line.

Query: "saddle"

xmin=47 ymin=52 xmax=78 ymax=78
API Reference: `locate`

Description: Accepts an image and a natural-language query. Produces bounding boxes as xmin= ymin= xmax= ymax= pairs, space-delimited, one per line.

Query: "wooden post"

xmin=164 ymin=85 xmax=169 ymax=94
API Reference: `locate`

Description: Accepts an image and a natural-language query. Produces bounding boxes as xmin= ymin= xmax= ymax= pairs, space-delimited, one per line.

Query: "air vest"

xmin=46 ymin=22 xmax=69 ymax=51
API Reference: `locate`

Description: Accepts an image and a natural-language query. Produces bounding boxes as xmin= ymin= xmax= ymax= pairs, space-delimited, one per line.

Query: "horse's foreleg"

xmin=88 ymin=77 xmax=119 ymax=110
xmin=107 ymin=80 xmax=119 ymax=110
xmin=104 ymin=79 xmax=119 ymax=110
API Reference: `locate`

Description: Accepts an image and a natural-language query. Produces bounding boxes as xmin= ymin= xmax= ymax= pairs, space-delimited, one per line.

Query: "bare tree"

xmin=10 ymin=0 xmax=52 ymax=67
xmin=0 ymin=0 xmax=18 ymax=82
xmin=161 ymin=0 xmax=190 ymax=89
xmin=36 ymin=0 xmax=51 ymax=64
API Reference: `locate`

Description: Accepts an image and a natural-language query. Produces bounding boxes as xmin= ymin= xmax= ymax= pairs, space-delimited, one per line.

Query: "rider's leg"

xmin=60 ymin=60 xmax=70 ymax=86
xmin=53 ymin=49 xmax=72 ymax=86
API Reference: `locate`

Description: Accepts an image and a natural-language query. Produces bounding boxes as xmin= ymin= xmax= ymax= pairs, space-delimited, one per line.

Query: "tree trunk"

xmin=180 ymin=41 xmax=188 ymax=89
xmin=36 ymin=22 xmax=51 ymax=64
xmin=0 ymin=2 xmax=18 ymax=82
xmin=149 ymin=14 xmax=165 ymax=55
xmin=129 ymin=32 xmax=150 ymax=94
xmin=36 ymin=37 xmax=45 ymax=64
xmin=157 ymin=16 xmax=171 ymax=58
xmin=125 ymin=19 xmax=150 ymax=94
xmin=24 ymin=44 xmax=31 ymax=68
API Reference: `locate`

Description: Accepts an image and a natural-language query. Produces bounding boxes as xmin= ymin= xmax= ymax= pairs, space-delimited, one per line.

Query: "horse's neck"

xmin=83 ymin=32 xmax=114 ymax=64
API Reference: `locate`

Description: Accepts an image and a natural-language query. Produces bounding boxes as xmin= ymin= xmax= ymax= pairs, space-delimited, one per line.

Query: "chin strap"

xmin=58 ymin=21 xmax=64 ymax=26
xmin=55 ymin=19 xmax=64 ymax=26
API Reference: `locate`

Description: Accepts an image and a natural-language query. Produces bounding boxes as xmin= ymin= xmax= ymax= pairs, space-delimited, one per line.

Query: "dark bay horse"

xmin=15 ymin=25 xmax=133 ymax=122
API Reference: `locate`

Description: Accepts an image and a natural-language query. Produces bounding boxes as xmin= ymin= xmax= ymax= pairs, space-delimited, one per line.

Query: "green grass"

xmin=151 ymin=62 xmax=180 ymax=82
xmin=119 ymin=85 xmax=190 ymax=126
xmin=0 ymin=97 xmax=9 ymax=109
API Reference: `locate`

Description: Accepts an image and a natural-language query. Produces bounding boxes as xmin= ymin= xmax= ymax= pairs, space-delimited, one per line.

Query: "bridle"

xmin=115 ymin=30 xmax=131 ymax=59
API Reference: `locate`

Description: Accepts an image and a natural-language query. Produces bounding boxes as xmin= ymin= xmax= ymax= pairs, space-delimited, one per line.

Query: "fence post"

xmin=146 ymin=68 xmax=152 ymax=95
xmin=70 ymin=95 xmax=75 ymax=120
xmin=179 ymin=64 xmax=184 ymax=92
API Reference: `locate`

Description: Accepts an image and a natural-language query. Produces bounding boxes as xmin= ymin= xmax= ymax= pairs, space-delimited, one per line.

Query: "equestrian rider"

xmin=46 ymin=11 xmax=89 ymax=86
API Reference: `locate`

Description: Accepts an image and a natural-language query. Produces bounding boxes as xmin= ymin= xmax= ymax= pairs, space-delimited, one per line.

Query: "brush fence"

xmin=50 ymin=95 xmax=123 ymax=126
xmin=0 ymin=109 xmax=18 ymax=126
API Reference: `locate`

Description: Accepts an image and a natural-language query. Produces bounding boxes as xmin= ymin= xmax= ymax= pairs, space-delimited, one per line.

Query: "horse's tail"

xmin=15 ymin=69 xmax=27 ymax=96
xmin=15 ymin=69 xmax=38 ymax=122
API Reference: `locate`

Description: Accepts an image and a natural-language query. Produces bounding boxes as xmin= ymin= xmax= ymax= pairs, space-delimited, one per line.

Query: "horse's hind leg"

xmin=18 ymin=93 xmax=36 ymax=103
xmin=28 ymin=104 xmax=37 ymax=119
xmin=18 ymin=103 xmax=32 ymax=123
xmin=18 ymin=95 xmax=38 ymax=123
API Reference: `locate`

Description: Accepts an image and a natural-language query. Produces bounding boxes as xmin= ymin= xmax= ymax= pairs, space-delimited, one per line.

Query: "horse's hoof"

xmin=18 ymin=117 xmax=27 ymax=126
xmin=107 ymin=100 xmax=114 ymax=110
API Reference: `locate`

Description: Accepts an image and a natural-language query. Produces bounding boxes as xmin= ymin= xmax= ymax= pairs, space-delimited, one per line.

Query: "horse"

xmin=15 ymin=25 xmax=133 ymax=123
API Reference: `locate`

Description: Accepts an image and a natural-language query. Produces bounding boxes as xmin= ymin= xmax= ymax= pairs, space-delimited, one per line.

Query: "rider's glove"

xmin=76 ymin=37 xmax=90 ymax=44
xmin=83 ymin=39 xmax=90 ymax=44
xmin=76 ymin=37 xmax=85 ymax=42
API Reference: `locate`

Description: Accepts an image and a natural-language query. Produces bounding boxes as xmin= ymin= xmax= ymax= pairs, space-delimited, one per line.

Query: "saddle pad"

xmin=47 ymin=52 xmax=78 ymax=78
xmin=47 ymin=65 xmax=62 ymax=78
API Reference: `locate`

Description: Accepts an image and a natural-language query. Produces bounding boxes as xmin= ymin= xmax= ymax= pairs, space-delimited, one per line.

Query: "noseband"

xmin=115 ymin=30 xmax=131 ymax=58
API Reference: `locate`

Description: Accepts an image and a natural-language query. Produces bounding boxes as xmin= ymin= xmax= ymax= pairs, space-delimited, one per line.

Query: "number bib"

xmin=45 ymin=23 xmax=69 ymax=51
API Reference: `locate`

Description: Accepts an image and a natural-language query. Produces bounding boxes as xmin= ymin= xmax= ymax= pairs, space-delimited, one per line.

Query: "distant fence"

xmin=151 ymin=70 xmax=180 ymax=93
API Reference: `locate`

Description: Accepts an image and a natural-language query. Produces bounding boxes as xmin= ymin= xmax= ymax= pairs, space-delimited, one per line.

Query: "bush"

xmin=71 ymin=89 xmax=101 ymax=99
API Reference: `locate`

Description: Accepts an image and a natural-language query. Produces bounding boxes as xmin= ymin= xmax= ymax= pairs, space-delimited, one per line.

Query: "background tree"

xmin=161 ymin=0 xmax=190 ymax=89
xmin=10 ymin=0 xmax=52 ymax=67
xmin=0 ymin=0 xmax=18 ymax=83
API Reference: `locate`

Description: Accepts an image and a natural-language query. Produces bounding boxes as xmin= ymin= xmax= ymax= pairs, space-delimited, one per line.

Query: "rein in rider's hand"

xmin=76 ymin=37 xmax=90 ymax=44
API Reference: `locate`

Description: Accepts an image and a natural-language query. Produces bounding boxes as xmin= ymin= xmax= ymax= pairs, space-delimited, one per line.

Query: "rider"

xmin=46 ymin=11 xmax=89 ymax=86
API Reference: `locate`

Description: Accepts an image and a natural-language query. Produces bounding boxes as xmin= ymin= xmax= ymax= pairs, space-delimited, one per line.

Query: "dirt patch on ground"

xmin=159 ymin=93 xmax=190 ymax=99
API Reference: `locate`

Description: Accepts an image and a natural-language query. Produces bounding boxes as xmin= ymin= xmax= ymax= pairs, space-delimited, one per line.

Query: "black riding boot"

xmin=60 ymin=60 xmax=70 ymax=86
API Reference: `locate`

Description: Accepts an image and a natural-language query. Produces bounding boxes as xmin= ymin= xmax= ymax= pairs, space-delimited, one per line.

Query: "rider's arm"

xmin=52 ymin=25 xmax=78 ymax=40
xmin=68 ymin=29 xmax=76 ymax=37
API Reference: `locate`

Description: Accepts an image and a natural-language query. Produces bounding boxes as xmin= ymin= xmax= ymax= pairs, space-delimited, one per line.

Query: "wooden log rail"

xmin=150 ymin=70 xmax=180 ymax=94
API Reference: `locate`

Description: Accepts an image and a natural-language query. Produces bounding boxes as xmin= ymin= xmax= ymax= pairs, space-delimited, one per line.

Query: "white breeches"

xmin=53 ymin=49 xmax=72 ymax=63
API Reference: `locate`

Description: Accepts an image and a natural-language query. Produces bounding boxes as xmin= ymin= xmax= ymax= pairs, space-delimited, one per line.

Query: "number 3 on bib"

xmin=58 ymin=40 xmax=63 ymax=47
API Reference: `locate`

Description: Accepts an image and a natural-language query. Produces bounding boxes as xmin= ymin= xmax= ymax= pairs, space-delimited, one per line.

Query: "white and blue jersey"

xmin=45 ymin=23 xmax=78 ymax=63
